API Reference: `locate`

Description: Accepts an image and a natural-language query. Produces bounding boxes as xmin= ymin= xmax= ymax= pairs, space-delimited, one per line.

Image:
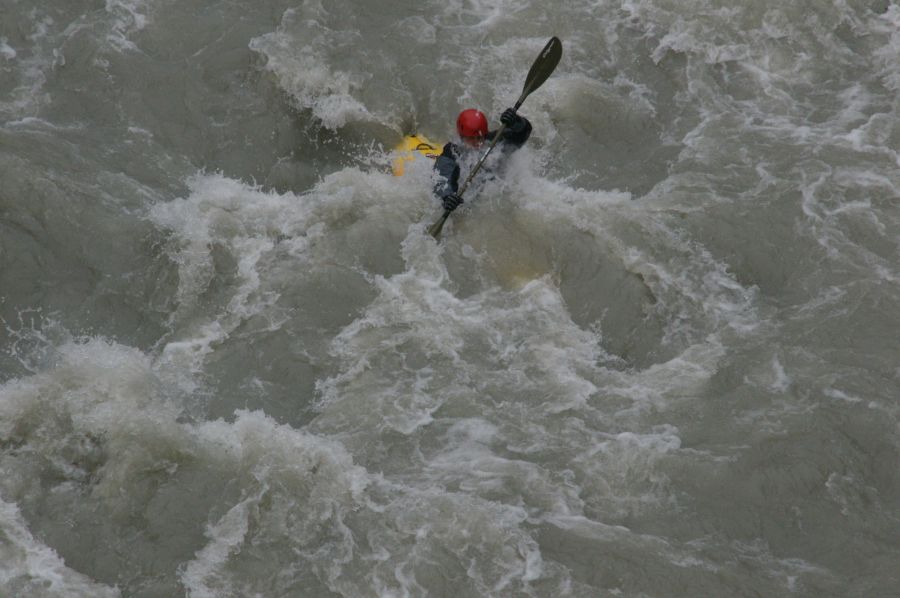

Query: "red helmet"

xmin=456 ymin=108 xmax=488 ymax=144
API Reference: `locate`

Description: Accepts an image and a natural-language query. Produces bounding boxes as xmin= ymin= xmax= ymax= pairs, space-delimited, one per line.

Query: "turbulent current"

xmin=1 ymin=0 xmax=899 ymax=596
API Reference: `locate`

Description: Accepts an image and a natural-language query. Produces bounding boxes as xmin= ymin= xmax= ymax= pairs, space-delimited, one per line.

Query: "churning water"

xmin=1 ymin=0 xmax=899 ymax=596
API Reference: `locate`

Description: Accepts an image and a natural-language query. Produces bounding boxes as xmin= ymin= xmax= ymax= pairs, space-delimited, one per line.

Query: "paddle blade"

xmin=517 ymin=37 xmax=562 ymax=106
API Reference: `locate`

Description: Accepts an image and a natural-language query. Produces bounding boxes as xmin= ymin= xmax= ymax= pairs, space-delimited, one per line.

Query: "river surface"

xmin=1 ymin=0 xmax=899 ymax=596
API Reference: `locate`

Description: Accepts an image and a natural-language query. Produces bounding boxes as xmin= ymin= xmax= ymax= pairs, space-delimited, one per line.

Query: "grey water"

xmin=1 ymin=0 xmax=899 ymax=596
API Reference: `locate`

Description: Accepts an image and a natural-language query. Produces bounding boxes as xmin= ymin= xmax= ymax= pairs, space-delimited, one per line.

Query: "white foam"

xmin=315 ymin=226 xmax=610 ymax=436
xmin=872 ymin=5 xmax=900 ymax=91
xmin=180 ymin=408 xmax=370 ymax=595
xmin=104 ymin=0 xmax=150 ymax=51
xmin=500 ymin=153 xmax=764 ymax=361
xmin=770 ymin=356 xmax=791 ymax=393
xmin=5 ymin=0 xmax=897 ymax=594
xmin=147 ymin=167 xmax=426 ymax=377
xmin=0 ymin=499 xmax=120 ymax=597
xmin=798 ymin=161 xmax=900 ymax=281
xmin=0 ymin=37 xmax=16 ymax=60
xmin=0 ymin=332 xmax=374 ymax=595
xmin=392 ymin=16 xmax=436 ymax=45
xmin=824 ymin=387 xmax=862 ymax=404
xmin=148 ymin=174 xmax=306 ymax=372
xmin=249 ymin=9 xmax=378 ymax=130
xmin=0 ymin=17 xmax=53 ymax=118
xmin=178 ymin=495 xmax=255 ymax=598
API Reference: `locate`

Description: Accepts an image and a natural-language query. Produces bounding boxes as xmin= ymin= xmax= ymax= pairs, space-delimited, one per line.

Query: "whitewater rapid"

xmin=1 ymin=0 xmax=899 ymax=596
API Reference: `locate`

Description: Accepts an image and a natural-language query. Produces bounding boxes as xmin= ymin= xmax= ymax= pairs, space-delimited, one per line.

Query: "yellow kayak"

xmin=392 ymin=134 xmax=443 ymax=176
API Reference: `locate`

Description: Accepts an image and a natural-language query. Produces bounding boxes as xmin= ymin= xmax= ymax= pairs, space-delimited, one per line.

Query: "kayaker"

xmin=433 ymin=107 xmax=532 ymax=212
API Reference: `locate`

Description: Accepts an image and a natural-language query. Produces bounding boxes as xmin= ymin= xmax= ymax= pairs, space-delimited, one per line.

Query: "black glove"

xmin=442 ymin=193 xmax=463 ymax=212
xmin=500 ymin=108 xmax=519 ymax=126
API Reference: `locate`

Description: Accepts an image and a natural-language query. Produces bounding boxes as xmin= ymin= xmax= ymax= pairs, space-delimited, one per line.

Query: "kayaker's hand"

xmin=500 ymin=108 xmax=519 ymax=126
xmin=442 ymin=193 xmax=463 ymax=212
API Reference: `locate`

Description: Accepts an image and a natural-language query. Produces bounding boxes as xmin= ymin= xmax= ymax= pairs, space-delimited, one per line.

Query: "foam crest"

xmin=0 ymin=333 xmax=374 ymax=595
xmin=147 ymin=168 xmax=427 ymax=377
xmin=0 ymin=37 xmax=16 ymax=60
xmin=147 ymin=172 xmax=331 ymax=371
xmin=506 ymin=161 xmax=762 ymax=352
xmin=0 ymin=499 xmax=120 ymax=597
xmin=0 ymin=15 xmax=53 ymax=118
xmin=315 ymin=230 xmax=610 ymax=438
xmin=798 ymin=163 xmax=900 ymax=281
xmin=104 ymin=0 xmax=151 ymax=51
xmin=510 ymin=155 xmax=633 ymax=226
xmin=5 ymin=0 xmax=898 ymax=593
xmin=182 ymin=411 xmax=570 ymax=596
xmin=570 ymin=426 xmax=681 ymax=516
xmin=309 ymin=218 xmax=724 ymax=533
xmin=180 ymin=410 xmax=370 ymax=596
xmin=872 ymin=5 xmax=900 ymax=91
xmin=0 ymin=338 xmax=183 ymax=502
xmin=249 ymin=8 xmax=375 ymax=129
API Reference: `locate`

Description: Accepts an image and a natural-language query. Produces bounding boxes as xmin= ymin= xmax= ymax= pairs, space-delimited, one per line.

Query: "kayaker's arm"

xmin=433 ymin=142 xmax=461 ymax=198
xmin=489 ymin=108 xmax=532 ymax=147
